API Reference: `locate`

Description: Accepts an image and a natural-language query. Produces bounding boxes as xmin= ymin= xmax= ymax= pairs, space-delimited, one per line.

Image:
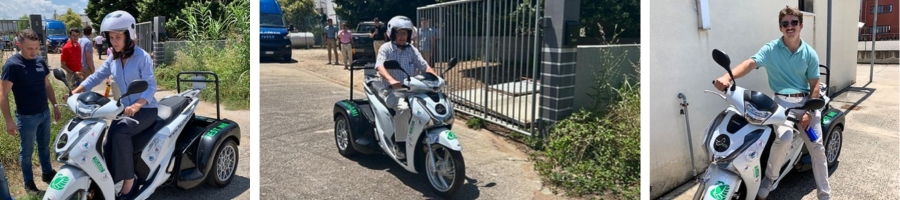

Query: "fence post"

xmin=539 ymin=0 xmax=579 ymax=134
xmin=153 ymin=16 xmax=167 ymax=67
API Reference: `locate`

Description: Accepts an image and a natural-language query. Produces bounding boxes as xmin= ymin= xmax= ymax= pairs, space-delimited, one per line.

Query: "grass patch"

xmin=531 ymin=28 xmax=640 ymax=199
xmin=156 ymin=0 xmax=250 ymax=110
xmin=465 ymin=118 xmax=485 ymax=130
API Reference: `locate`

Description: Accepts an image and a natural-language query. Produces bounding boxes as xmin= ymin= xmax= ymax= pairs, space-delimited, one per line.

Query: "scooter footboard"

xmin=43 ymin=165 xmax=91 ymax=200
xmin=695 ymin=166 xmax=742 ymax=200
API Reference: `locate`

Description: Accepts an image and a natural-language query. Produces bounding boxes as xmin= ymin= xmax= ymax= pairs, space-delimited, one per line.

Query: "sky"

xmin=0 ymin=0 xmax=88 ymax=20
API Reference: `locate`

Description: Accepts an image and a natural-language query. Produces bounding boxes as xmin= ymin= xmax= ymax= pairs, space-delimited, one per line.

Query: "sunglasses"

xmin=780 ymin=20 xmax=800 ymax=28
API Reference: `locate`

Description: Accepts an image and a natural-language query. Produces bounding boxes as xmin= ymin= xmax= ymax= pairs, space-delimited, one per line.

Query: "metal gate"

xmin=418 ymin=0 xmax=543 ymax=135
xmin=0 ymin=20 xmax=26 ymax=51
xmin=135 ymin=21 xmax=153 ymax=52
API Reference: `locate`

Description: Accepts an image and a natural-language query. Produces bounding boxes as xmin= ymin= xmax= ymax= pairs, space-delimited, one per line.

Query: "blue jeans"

xmin=0 ymin=163 xmax=13 ymax=200
xmin=16 ymin=109 xmax=53 ymax=184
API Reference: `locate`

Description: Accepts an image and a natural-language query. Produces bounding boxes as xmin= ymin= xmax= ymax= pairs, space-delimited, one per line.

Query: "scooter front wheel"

xmin=424 ymin=144 xmax=465 ymax=197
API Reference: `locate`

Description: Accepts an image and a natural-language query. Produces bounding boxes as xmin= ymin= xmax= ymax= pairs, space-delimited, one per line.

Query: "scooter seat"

xmin=158 ymin=96 xmax=189 ymax=125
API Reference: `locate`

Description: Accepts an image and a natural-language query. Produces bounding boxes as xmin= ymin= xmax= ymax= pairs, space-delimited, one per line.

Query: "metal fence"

xmin=418 ymin=0 xmax=543 ymax=135
xmin=0 ymin=20 xmax=24 ymax=51
xmin=135 ymin=21 xmax=153 ymax=52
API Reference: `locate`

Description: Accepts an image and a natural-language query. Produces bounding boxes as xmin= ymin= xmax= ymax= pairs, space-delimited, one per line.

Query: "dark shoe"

xmin=42 ymin=169 xmax=57 ymax=183
xmin=24 ymin=182 xmax=40 ymax=193
xmin=335 ymin=63 xmax=341 ymax=65
xmin=327 ymin=62 xmax=332 ymax=65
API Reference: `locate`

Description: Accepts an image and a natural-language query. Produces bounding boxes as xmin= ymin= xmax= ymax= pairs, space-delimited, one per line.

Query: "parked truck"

xmin=259 ymin=0 xmax=292 ymax=62
xmin=349 ymin=21 xmax=379 ymax=69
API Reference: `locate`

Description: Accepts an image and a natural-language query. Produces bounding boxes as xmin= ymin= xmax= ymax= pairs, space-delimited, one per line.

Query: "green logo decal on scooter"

xmin=753 ymin=165 xmax=760 ymax=178
xmin=92 ymin=157 xmax=106 ymax=173
xmin=341 ymin=101 xmax=359 ymax=117
xmin=205 ymin=122 xmax=230 ymax=138
xmin=49 ymin=174 xmax=69 ymax=190
xmin=822 ymin=110 xmax=837 ymax=124
xmin=447 ymin=131 xmax=456 ymax=140
xmin=709 ymin=181 xmax=730 ymax=200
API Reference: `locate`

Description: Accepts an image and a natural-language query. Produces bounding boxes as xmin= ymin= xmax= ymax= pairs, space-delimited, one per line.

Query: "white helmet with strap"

xmin=100 ymin=10 xmax=137 ymax=58
xmin=386 ymin=16 xmax=415 ymax=46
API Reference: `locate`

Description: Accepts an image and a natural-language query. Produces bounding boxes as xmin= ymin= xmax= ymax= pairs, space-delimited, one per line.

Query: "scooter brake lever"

xmin=703 ymin=90 xmax=727 ymax=100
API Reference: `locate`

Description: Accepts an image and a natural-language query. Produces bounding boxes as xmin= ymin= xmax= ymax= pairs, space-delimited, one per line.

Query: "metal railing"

xmin=135 ymin=21 xmax=153 ymax=52
xmin=418 ymin=0 xmax=542 ymax=135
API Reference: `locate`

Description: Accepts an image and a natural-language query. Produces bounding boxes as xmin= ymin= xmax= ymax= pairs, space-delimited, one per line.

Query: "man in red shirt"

xmin=60 ymin=28 xmax=83 ymax=87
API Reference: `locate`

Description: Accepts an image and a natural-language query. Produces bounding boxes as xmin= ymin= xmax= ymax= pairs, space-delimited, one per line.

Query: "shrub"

xmin=156 ymin=0 xmax=250 ymax=110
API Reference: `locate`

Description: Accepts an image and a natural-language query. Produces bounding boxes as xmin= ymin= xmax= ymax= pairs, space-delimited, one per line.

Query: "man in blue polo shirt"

xmin=1 ymin=29 xmax=61 ymax=194
xmin=713 ymin=6 xmax=829 ymax=200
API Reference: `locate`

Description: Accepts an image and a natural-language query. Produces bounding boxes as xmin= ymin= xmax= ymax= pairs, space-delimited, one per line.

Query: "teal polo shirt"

xmin=751 ymin=37 xmax=820 ymax=94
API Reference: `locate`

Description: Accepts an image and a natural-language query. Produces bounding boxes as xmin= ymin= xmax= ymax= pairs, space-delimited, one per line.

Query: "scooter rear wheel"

xmin=825 ymin=126 xmax=842 ymax=167
xmin=206 ymin=139 xmax=238 ymax=187
xmin=334 ymin=114 xmax=358 ymax=157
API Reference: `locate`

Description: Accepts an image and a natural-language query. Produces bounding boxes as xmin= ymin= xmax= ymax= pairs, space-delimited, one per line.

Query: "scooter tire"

xmin=334 ymin=114 xmax=358 ymax=157
xmin=205 ymin=139 xmax=239 ymax=188
xmin=424 ymin=146 xmax=466 ymax=198
xmin=825 ymin=126 xmax=842 ymax=167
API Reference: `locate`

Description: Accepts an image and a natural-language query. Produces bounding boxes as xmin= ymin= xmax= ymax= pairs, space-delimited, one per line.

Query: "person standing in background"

xmin=324 ymin=18 xmax=339 ymax=65
xmin=337 ymin=23 xmax=353 ymax=69
xmin=78 ymin=26 xmax=96 ymax=90
xmin=370 ymin=17 xmax=388 ymax=54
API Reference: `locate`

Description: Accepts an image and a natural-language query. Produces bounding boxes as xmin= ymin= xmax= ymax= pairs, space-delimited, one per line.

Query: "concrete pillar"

xmin=153 ymin=16 xmax=167 ymax=67
xmin=539 ymin=0 xmax=579 ymax=126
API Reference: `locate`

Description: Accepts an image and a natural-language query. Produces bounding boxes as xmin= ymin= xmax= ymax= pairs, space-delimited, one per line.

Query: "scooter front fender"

xmin=43 ymin=165 xmax=101 ymax=200
xmin=426 ymin=128 xmax=461 ymax=151
xmin=695 ymin=166 xmax=742 ymax=200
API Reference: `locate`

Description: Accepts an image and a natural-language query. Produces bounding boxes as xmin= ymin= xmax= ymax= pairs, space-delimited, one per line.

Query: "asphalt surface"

xmin=661 ymin=64 xmax=900 ymax=200
xmin=259 ymin=53 xmax=555 ymax=199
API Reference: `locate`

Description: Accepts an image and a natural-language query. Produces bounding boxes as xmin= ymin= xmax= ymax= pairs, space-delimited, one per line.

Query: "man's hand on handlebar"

xmin=713 ymin=76 xmax=731 ymax=91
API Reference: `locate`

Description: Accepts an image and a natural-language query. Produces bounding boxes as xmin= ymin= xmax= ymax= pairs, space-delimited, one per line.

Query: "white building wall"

xmin=648 ymin=0 xmax=859 ymax=198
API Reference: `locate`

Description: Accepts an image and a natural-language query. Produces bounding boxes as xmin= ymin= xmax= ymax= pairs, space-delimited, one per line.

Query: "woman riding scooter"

xmin=67 ymin=10 xmax=159 ymax=200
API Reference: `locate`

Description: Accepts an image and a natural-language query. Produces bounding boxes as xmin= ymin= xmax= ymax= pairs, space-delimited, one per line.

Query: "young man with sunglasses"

xmin=712 ymin=6 xmax=829 ymax=200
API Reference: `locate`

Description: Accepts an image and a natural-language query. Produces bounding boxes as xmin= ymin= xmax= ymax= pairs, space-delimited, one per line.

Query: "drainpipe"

xmin=678 ymin=93 xmax=697 ymax=177
xmin=827 ymin=0 xmax=832 ymax=83
xmin=870 ymin=0 xmax=879 ymax=83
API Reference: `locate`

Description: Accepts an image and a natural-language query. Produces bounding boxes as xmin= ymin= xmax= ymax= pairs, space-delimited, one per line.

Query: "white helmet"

xmin=386 ymin=16 xmax=415 ymax=45
xmin=100 ymin=10 xmax=137 ymax=58
xmin=100 ymin=10 xmax=137 ymax=40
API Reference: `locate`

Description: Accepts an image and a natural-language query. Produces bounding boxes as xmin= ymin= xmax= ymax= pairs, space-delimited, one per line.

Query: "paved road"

xmin=259 ymin=56 xmax=555 ymax=199
xmin=662 ymin=64 xmax=900 ymax=200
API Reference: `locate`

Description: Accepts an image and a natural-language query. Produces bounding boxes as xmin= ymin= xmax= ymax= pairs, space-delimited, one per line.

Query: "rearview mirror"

xmin=122 ymin=80 xmax=148 ymax=97
xmin=442 ymin=58 xmax=459 ymax=77
xmin=383 ymin=60 xmax=402 ymax=70
xmin=382 ymin=60 xmax=410 ymax=78
xmin=797 ymin=98 xmax=825 ymax=111
xmin=712 ymin=49 xmax=736 ymax=90
xmin=52 ymin=69 xmax=66 ymax=84
xmin=712 ymin=49 xmax=731 ymax=71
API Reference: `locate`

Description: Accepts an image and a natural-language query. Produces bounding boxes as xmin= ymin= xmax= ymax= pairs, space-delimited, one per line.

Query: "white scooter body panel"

xmin=47 ymin=89 xmax=204 ymax=200
xmin=45 ymin=119 xmax=117 ymax=200
xmin=698 ymin=166 xmax=742 ymax=200
xmin=701 ymin=85 xmax=811 ymax=199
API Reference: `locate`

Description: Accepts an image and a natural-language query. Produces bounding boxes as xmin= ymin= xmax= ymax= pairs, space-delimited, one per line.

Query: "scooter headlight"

xmin=743 ymin=101 xmax=771 ymax=125
xmin=75 ymin=102 xmax=100 ymax=118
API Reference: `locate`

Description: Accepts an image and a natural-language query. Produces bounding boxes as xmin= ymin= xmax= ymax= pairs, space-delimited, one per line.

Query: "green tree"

xmin=580 ymin=0 xmax=640 ymax=40
xmin=59 ymin=8 xmax=84 ymax=31
xmin=18 ymin=15 xmax=29 ymax=31
xmin=332 ymin=0 xmax=438 ymax=28
xmin=86 ymin=0 xmax=141 ymax=34
xmin=277 ymin=0 xmax=318 ymax=31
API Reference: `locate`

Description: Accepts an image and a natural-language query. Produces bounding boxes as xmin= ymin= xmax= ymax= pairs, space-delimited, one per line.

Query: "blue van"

xmin=260 ymin=0 xmax=292 ymax=62
xmin=45 ymin=20 xmax=67 ymax=49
